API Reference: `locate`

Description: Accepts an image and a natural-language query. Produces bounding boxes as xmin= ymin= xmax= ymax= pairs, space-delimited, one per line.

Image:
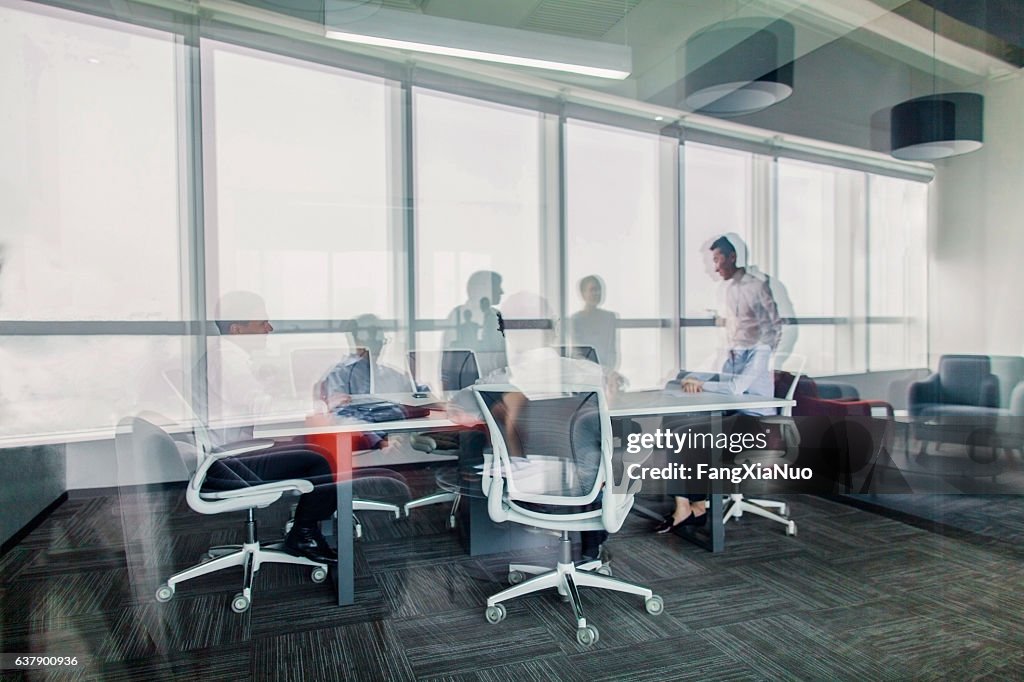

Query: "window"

xmin=683 ymin=144 xmax=756 ymax=370
xmin=565 ymin=119 xmax=676 ymax=388
xmin=201 ymin=41 xmax=405 ymax=386
xmin=0 ymin=2 xmax=186 ymax=436
xmin=413 ymin=89 xmax=551 ymax=364
xmin=868 ymin=175 xmax=928 ymax=370
xmin=776 ymin=159 xmax=866 ymax=375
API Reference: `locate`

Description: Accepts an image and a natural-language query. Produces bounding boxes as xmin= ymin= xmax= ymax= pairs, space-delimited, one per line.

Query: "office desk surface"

xmin=253 ymin=390 xmax=796 ymax=607
xmin=608 ymin=390 xmax=793 ymax=417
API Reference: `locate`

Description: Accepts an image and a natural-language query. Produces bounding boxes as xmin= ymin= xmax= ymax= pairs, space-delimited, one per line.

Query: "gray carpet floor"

xmin=2 ymin=472 xmax=1023 ymax=681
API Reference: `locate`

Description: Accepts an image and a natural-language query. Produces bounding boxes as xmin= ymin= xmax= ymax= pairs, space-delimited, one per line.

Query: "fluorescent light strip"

xmin=324 ymin=29 xmax=630 ymax=79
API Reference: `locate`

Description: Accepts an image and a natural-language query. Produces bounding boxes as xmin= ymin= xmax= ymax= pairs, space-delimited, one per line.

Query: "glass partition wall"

xmin=0 ymin=0 xmax=930 ymax=441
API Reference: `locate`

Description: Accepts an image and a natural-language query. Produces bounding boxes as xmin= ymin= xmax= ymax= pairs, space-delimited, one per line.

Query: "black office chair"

xmin=409 ymin=348 xmax=480 ymax=392
xmin=555 ymin=345 xmax=600 ymax=365
xmin=403 ymin=349 xmax=482 ymax=525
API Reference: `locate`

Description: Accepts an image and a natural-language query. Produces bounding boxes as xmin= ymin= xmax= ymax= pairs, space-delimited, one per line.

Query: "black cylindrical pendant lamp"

xmin=684 ymin=19 xmax=794 ymax=116
xmin=890 ymin=92 xmax=983 ymax=160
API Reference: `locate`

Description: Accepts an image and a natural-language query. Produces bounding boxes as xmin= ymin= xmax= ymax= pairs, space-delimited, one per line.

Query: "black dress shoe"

xmin=653 ymin=515 xmax=680 ymax=534
xmin=654 ymin=512 xmax=707 ymax=533
xmin=284 ymin=525 xmax=338 ymax=564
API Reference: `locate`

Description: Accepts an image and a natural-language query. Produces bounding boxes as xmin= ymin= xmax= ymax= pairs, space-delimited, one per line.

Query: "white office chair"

xmin=722 ymin=356 xmax=805 ymax=536
xmin=115 ymin=416 xmax=328 ymax=614
xmin=472 ymin=383 xmax=663 ymax=646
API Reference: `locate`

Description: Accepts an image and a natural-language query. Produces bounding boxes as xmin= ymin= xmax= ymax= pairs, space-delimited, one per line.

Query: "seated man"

xmin=201 ymin=291 xmax=337 ymax=564
xmin=318 ymin=313 xmax=415 ymax=450
xmin=448 ymin=291 xmax=613 ymax=565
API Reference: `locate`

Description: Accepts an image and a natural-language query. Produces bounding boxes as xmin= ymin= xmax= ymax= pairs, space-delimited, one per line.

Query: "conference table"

xmin=254 ymin=390 xmax=794 ymax=606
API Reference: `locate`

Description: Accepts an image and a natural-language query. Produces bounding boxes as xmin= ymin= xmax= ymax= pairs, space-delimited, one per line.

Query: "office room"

xmin=1 ymin=0 xmax=1021 ymax=679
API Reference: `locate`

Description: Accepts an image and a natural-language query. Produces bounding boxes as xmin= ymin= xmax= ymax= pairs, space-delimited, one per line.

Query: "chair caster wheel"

xmin=786 ymin=522 xmax=797 ymax=537
xmin=779 ymin=504 xmax=789 ymax=517
xmin=576 ymin=625 xmax=599 ymax=646
xmin=596 ymin=565 xmax=612 ymax=577
xmin=231 ymin=593 xmax=251 ymax=613
xmin=155 ymin=585 xmax=174 ymax=603
xmin=645 ymin=595 xmax=664 ymax=615
xmin=484 ymin=604 xmax=506 ymax=624
xmin=311 ymin=567 xmax=328 ymax=584
xmin=447 ymin=516 xmax=457 ymax=530
xmin=508 ymin=570 xmax=525 ymax=585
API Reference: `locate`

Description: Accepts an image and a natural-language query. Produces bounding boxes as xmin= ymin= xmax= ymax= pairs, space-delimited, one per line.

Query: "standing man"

xmin=443 ymin=270 xmax=507 ymax=376
xmin=654 ymin=235 xmax=782 ymax=533
xmin=711 ymin=234 xmax=782 ymax=355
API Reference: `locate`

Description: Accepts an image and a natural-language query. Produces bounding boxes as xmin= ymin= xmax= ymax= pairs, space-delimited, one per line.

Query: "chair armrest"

xmin=980 ymin=374 xmax=1000 ymax=409
xmin=208 ymin=439 xmax=277 ymax=460
xmin=907 ymin=374 xmax=940 ymax=415
xmin=1010 ymin=381 xmax=1024 ymax=416
xmin=203 ymin=478 xmax=314 ymax=499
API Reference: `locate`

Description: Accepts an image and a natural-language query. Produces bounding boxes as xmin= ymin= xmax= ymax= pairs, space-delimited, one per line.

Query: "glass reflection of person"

xmin=570 ymin=275 xmax=623 ymax=388
xmin=654 ymin=235 xmax=780 ymax=533
xmin=443 ymin=270 xmax=507 ymax=376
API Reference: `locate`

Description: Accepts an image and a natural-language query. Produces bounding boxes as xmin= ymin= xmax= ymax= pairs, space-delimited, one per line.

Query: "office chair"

xmin=165 ymin=367 xmax=402 ymax=542
xmin=473 ymin=383 xmax=663 ymax=646
xmin=908 ymin=355 xmax=1002 ymax=455
xmin=402 ymin=349 xmax=481 ymax=525
xmin=115 ymin=416 xmax=328 ymax=614
xmin=722 ymin=358 xmax=805 ymax=536
xmin=555 ymin=345 xmax=600 ymax=365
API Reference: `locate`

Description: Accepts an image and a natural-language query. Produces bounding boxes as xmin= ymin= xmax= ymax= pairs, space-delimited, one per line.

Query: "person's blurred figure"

xmin=320 ymin=314 xmax=412 ymax=405
xmin=709 ymin=234 xmax=782 ymax=354
xmin=655 ymin=234 xmax=782 ymax=533
xmin=443 ymin=270 xmax=507 ymax=376
xmin=202 ymin=291 xmax=337 ymax=564
xmin=570 ymin=275 xmax=624 ymax=389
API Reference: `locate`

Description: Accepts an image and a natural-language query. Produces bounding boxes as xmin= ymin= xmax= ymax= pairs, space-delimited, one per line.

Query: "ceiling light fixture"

xmin=683 ymin=18 xmax=794 ymax=116
xmin=323 ymin=3 xmax=631 ymax=80
xmin=889 ymin=7 xmax=983 ymax=160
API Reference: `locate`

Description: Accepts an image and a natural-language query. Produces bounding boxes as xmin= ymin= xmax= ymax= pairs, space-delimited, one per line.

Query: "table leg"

xmin=335 ymin=432 xmax=354 ymax=606
xmin=708 ymin=410 xmax=725 ymax=552
xmin=669 ymin=409 xmax=725 ymax=552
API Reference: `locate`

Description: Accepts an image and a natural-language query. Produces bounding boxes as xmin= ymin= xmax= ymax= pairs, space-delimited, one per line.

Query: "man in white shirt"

xmin=201 ymin=291 xmax=337 ymax=565
xmin=656 ymin=235 xmax=782 ymax=533
xmin=712 ymin=234 xmax=782 ymax=353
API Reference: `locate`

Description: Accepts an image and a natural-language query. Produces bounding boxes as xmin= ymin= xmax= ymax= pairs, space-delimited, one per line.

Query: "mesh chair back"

xmin=409 ymin=349 xmax=481 ymax=391
xmin=473 ymin=385 xmax=610 ymax=504
xmin=556 ymin=345 xmax=600 ymax=365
